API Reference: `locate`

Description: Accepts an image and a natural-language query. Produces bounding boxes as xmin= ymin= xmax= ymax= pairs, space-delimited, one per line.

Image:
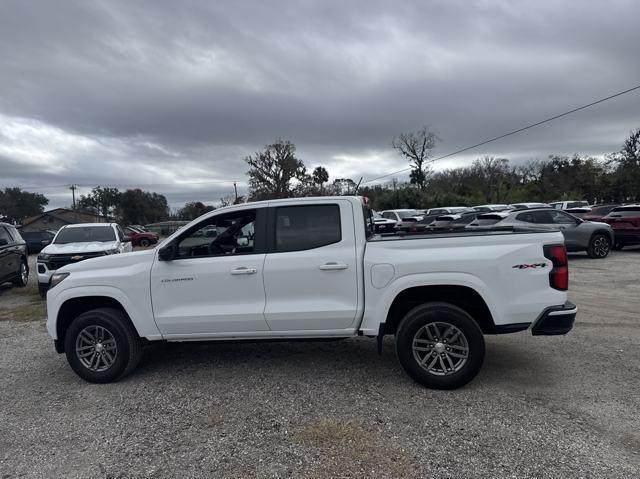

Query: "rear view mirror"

xmin=158 ymin=244 xmax=175 ymax=261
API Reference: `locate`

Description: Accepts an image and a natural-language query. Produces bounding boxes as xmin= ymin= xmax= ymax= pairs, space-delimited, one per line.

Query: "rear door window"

xmin=516 ymin=211 xmax=553 ymax=224
xmin=549 ymin=211 xmax=577 ymax=224
xmin=608 ymin=207 xmax=640 ymax=218
xmin=275 ymin=205 xmax=341 ymax=252
xmin=0 ymin=226 xmax=13 ymax=245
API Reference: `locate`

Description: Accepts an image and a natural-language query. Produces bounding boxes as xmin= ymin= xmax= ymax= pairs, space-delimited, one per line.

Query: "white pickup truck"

xmin=46 ymin=196 xmax=576 ymax=389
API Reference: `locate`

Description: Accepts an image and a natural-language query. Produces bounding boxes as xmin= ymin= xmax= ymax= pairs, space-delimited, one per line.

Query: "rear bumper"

xmin=531 ymin=301 xmax=577 ymax=336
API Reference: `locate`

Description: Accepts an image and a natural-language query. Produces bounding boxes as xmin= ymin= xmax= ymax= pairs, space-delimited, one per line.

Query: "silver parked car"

xmin=492 ymin=208 xmax=614 ymax=258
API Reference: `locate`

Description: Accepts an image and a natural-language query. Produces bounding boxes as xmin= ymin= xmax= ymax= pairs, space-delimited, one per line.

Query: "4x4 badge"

xmin=512 ymin=263 xmax=546 ymax=269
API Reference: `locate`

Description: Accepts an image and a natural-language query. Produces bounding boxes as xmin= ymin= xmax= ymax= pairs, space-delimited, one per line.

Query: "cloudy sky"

xmin=1 ymin=0 xmax=639 ymax=209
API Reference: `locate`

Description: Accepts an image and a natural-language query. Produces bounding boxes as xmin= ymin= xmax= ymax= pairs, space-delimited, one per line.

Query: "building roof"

xmin=21 ymin=208 xmax=108 ymax=228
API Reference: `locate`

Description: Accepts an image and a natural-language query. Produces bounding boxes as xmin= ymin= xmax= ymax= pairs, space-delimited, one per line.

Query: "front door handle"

xmin=318 ymin=262 xmax=349 ymax=271
xmin=230 ymin=267 xmax=257 ymax=275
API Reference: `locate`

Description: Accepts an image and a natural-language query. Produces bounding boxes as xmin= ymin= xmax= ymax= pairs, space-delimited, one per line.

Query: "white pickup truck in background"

xmin=45 ymin=196 xmax=576 ymax=389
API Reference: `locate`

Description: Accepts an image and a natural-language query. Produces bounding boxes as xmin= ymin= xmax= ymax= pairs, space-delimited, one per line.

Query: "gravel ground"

xmin=1 ymin=250 xmax=639 ymax=478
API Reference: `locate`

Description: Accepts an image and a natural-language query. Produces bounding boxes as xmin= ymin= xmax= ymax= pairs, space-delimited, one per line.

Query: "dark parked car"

xmin=19 ymin=230 xmax=55 ymax=254
xmin=493 ymin=208 xmax=614 ymax=258
xmin=124 ymin=226 xmax=159 ymax=247
xmin=0 ymin=223 xmax=29 ymax=288
xmin=601 ymin=205 xmax=640 ymax=249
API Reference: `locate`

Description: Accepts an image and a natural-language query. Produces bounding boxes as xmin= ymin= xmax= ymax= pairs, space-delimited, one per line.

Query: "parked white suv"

xmin=37 ymin=223 xmax=132 ymax=297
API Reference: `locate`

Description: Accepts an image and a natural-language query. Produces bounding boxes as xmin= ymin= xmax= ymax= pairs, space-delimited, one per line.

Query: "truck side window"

xmin=176 ymin=210 xmax=257 ymax=258
xmin=275 ymin=205 xmax=341 ymax=252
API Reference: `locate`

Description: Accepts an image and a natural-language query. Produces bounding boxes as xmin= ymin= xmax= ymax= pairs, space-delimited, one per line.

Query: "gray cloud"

xmin=1 ymin=0 xmax=639 ymax=207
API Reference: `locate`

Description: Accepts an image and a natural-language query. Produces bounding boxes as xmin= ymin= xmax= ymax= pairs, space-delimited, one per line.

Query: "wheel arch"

xmin=56 ymin=296 xmax=139 ymax=353
xmin=590 ymin=228 xmax=614 ymax=243
xmin=384 ymin=285 xmax=496 ymax=335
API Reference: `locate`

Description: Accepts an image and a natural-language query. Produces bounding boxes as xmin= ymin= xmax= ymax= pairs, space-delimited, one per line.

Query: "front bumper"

xmin=531 ymin=301 xmax=577 ymax=336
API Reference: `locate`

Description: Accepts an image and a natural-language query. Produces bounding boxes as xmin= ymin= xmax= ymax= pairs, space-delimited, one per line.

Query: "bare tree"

xmin=392 ymin=127 xmax=439 ymax=190
xmin=245 ymin=139 xmax=308 ymax=200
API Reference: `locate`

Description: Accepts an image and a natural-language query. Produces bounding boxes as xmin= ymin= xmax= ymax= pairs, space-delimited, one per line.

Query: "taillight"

xmin=544 ymin=244 xmax=568 ymax=291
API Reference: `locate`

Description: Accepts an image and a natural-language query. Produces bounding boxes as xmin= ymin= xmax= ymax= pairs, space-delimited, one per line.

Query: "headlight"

xmin=37 ymin=253 xmax=50 ymax=261
xmin=103 ymin=249 xmax=119 ymax=255
xmin=50 ymin=272 xmax=69 ymax=289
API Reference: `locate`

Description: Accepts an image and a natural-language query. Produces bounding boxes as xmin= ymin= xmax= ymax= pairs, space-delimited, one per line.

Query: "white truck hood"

xmin=41 ymin=241 xmax=119 ymax=255
xmin=57 ymin=248 xmax=156 ymax=273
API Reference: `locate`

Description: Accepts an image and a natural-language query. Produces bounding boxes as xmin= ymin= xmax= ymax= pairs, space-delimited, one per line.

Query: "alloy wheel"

xmin=20 ymin=263 xmax=28 ymax=285
xmin=75 ymin=325 xmax=118 ymax=372
xmin=593 ymin=236 xmax=610 ymax=257
xmin=412 ymin=322 xmax=469 ymax=376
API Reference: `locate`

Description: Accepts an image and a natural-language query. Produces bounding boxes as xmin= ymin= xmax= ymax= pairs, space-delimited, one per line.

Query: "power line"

xmin=363 ymin=82 xmax=640 ymax=184
xmin=8 ymin=180 xmax=245 ymax=190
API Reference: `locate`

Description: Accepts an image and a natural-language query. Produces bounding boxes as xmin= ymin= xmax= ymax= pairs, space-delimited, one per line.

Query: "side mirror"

xmin=0 ymin=238 xmax=8 ymax=247
xmin=123 ymin=235 xmax=132 ymax=243
xmin=158 ymin=244 xmax=175 ymax=261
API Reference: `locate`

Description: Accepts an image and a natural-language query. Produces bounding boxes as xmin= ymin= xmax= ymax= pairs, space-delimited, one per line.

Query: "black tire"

xmin=139 ymin=238 xmax=150 ymax=247
xmin=12 ymin=260 xmax=28 ymax=287
xmin=612 ymin=242 xmax=625 ymax=251
xmin=586 ymin=233 xmax=611 ymax=259
xmin=395 ymin=302 xmax=485 ymax=390
xmin=64 ymin=308 xmax=142 ymax=383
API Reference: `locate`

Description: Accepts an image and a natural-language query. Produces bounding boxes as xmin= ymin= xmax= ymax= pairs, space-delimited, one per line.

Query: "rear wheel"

xmin=12 ymin=260 xmax=28 ymax=287
xmin=586 ymin=234 xmax=610 ymax=258
xmin=395 ymin=302 xmax=485 ymax=390
xmin=64 ymin=308 xmax=142 ymax=383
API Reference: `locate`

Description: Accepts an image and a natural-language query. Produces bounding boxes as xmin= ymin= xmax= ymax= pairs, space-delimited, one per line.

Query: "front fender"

xmin=46 ymin=285 xmax=163 ymax=340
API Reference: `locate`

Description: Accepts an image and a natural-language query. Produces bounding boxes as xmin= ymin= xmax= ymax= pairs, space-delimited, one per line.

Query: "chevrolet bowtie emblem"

xmin=70 ymin=255 xmax=83 ymax=261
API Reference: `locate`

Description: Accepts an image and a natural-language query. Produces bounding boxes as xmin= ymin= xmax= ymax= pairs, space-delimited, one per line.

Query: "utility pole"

xmin=69 ymin=185 xmax=77 ymax=209
xmin=233 ymin=182 xmax=238 ymax=203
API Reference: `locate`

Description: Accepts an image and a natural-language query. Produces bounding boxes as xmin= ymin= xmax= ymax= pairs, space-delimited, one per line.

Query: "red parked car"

xmin=582 ymin=204 xmax=620 ymax=222
xmin=601 ymin=205 xmax=640 ymax=250
xmin=124 ymin=226 xmax=159 ymax=247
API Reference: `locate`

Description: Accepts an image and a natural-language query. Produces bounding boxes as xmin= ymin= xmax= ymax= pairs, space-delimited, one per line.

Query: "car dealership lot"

xmin=0 ymin=251 xmax=639 ymax=478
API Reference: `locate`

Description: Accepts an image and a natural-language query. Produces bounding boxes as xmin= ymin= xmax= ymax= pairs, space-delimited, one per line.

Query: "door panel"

xmin=150 ymin=207 xmax=269 ymax=336
xmin=547 ymin=211 xmax=580 ymax=249
xmin=0 ymin=227 xmax=15 ymax=280
xmin=151 ymin=253 xmax=268 ymax=335
xmin=263 ymin=202 xmax=359 ymax=331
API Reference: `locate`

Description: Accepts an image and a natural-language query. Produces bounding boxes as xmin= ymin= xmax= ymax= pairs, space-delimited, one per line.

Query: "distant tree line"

xmin=0 ymin=187 xmax=49 ymax=224
xmin=244 ymin=128 xmax=640 ymax=210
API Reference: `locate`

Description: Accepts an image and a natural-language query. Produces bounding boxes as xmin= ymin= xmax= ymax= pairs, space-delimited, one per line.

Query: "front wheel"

xmin=139 ymin=238 xmax=150 ymax=247
xmin=64 ymin=308 xmax=142 ymax=383
xmin=586 ymin=234 xmax=611 ymax=258
xmin=395 ymin=302 xmax=485 ymax=390
xmin=12 ymin=260 xmax=28 ymax=287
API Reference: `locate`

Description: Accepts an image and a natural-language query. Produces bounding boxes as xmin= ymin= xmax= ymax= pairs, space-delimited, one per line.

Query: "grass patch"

xmin=293 ymin=418 xmax=418 ymax=478
xmin=0 ymin=299 xmax=46 ymax=322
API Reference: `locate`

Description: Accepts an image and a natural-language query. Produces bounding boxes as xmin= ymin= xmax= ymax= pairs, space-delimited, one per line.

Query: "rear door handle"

xmin=230 ymin=267 xmax=257 ymax=275
xmin=318 ymin=262 xmax=349 ymax=271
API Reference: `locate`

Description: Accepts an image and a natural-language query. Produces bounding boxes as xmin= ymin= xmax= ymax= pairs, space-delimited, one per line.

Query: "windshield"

xmin=398 ymin=210 xmax=418 ymax=219
xmin=54 ymin=226 xmax=116 ymax=244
